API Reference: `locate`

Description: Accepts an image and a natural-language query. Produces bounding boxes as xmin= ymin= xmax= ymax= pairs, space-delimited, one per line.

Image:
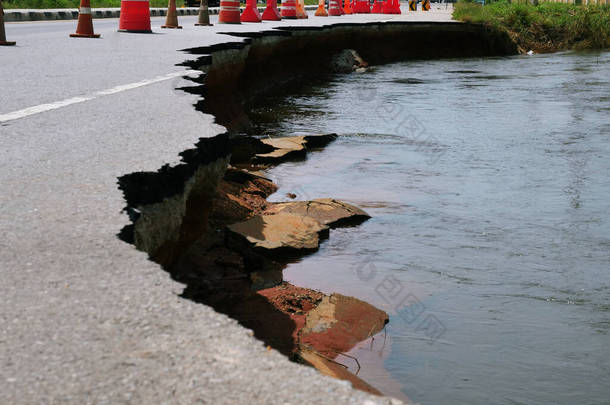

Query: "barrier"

xmin=353 ymin=0 xmax=371 ymax=13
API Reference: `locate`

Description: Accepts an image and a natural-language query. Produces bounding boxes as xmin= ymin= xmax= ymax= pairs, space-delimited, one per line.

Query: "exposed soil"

xmin=169 ymin=136 xmax=389 ymax=395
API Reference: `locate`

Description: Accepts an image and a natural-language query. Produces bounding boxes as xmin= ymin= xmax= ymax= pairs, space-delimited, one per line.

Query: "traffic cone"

xmin=392 ymin=0 xmax=402 ymax=13
xmin=218 ymin=0 xmax=241 ymax=23
xmin=70 ymin=0 xmax=100 ymax=38
xmin=241 ymin=0 xmax=262 ymax=22
xmin=328 ymin=0 xmax=341 ymax=15
xmin=382 ymin=0 xmax=400 ymax=13
xmin=353 ymin=0 xmax=370 ymax=12
xmin=408 ymin=0 xmax=416 ymax=10
xmin=422 ymin=0 xmax=430 ymax=10
xmin=296 ymin=0 xmax=308 ymax=18
xmin=195 ymin=0 xmax=213 ymax=25
xmin=161 ymin=0 xmax=182 ymax=28
xmin=262 ymin=0 xmax=281 ymax=20
xmin=371 ymin=0 xmax=382 ymax=12
xmin=118 ymin=0 xmax=152 ymax=32
xmin=0 ymin=0 xmax=15 ymax=46
xmin=343 ymin=0 xmax=352 ymax=14
xmin=314 ymin=0 xmax=328 ymax=16
xmin=281 ymin=0 xmax=297 ymax=18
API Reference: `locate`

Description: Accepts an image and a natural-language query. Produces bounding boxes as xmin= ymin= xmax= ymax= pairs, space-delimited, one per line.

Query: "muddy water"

xmin=250 ymin=51 xmax=610 ymax=404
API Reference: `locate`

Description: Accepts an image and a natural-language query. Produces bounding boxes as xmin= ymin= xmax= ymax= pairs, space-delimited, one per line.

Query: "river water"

xmin=250 ymin=51 xmax=610 ymax=404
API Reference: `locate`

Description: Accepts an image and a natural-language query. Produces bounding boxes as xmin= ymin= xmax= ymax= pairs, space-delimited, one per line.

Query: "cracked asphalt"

xmin=0 ymin=9 xmax=453 ymax=404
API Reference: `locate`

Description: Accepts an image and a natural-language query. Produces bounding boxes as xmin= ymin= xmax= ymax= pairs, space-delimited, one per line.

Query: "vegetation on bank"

xmin=453 ymin=0 xmax=610 ymax=52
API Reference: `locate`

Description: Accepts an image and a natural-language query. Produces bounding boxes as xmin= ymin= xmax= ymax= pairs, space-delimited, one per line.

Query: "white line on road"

xmin=0 ymin=70 xmax=200 ymax=124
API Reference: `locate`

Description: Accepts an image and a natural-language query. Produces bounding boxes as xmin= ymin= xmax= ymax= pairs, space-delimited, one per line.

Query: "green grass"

xmin=3 ymin=0 xmax=185 ymax=8
xmin=453 ymin=0 xmax=610 ymax=51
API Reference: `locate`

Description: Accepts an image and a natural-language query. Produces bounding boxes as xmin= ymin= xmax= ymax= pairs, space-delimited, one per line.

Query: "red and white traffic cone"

xmin=281 ymin=0 xmax=297 ymax=19
xmin=1 ymin=0 xmax=15 ymax=46
xmin=119 ymin=0 xmax=152 ymax=32
xmin=70 ymin=0 xmax=100 ymax=38
xmin=328 ymin=0 xmax=342 ymax=16
xmin=218 ymin=0 xmax=241 ymax=23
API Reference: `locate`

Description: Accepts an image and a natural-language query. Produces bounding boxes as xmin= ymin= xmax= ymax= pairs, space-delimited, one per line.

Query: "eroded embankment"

xmin=180 ymin=21 xmax=518 ymax=131
xmin=117 ymin=21 xmax=517 ymax=396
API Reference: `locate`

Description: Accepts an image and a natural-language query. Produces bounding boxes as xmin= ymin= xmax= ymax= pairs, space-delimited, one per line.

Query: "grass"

xmin=453 ymin=0 xmax=610 ymax=51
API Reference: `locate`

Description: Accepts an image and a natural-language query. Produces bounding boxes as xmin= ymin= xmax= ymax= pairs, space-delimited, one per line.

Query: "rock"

xmin=254 ymin=136 xmax=306 ymax=164
xmin=209 ymin=168 xmax=277 ymax=226
xmin=227 ymin=213 xmax=329 ymax=252
xmin=227 ymin=199 xmax=369 ymax=253
xmin=329 ymin=49 xmax=369 ymax=73
xmin=265 ymin=198 xmax=370 ymax=227
xmin=286 ymin=193 xmax=297 ymax=199
xmin=253 ymin=134 xmax=338 ymax=164
xmin=250 ymin=269 xmax=283 ymax=291
xmin=300 ymin=293 xmax=389 ymax=358
xmin=298 ymin=349 xmax=383 ymax=396
xmin=302 ymin=133 xmax=338 ymax=149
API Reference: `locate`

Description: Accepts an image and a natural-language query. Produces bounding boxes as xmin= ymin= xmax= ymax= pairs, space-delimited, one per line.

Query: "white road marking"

xmin=0 ymin=70 xmax=200 ymax=124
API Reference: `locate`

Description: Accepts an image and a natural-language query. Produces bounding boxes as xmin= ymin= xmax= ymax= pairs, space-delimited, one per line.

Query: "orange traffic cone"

xmin=343 ymin=0 xmax=352 ymax=14
xmin=314 ymin=0 xmax=328 ymax=16
xmin=218 ymin=0 xmax=241 ymax=23
xmin=281 ymin=0 xmax=297 ymax=18
xmin=262 ymin=0 xmax=281 ymax=20
xmin=295 ymin=0 xmax=308 ymax=18
xmin=241 ymin=0 xmax=262 ymax=22
xmin=371 ymin=0 xmax=382 ymax=12
xmin=195 ymin=0 xmax=213 ymax=25
xmin=70 ymin=0 xmax=100 ymax=38
xmin=1 ymin=0 xmax=15 ymax=46
xmin=328 ymin=0 xmax=341 ymax=15
xmin=161 ymin=0 xmax=182 ymax=28
xmin=119 ymin=0 xmax=152 ymax=32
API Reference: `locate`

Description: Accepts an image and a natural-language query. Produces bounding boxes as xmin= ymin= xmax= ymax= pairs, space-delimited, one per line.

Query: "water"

xmin=251 ymin=51 xmax=610 ymax=404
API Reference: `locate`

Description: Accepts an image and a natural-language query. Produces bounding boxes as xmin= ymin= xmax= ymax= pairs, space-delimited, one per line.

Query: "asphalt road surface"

xmin=1 ymin=11 xmax=452 ymax=404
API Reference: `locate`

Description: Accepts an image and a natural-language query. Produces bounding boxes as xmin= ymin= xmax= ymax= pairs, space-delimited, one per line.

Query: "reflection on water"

xmin=253 ymin=51 xmax=610 ymax=405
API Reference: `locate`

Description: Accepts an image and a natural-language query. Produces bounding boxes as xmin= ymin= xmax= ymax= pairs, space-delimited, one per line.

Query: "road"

xmin=1 ymin=10 xmax=453 ymax=404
